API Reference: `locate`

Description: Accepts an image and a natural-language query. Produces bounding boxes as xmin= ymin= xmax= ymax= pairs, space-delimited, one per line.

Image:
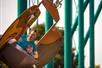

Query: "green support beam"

xmin=75 ymin=1 xmax=102 ymax=66
xmin=45 ymin=11 xmax=53 ymax=32
xmin=17 ymin=0 xmax=27 ymax=16
xmin=45 ymin=6 xmax=54 ymax=68
xmin=78 ymin=0 xmax=84 ymax=68
xmin=64 ymin=0 xmax=72 ymax=68
xmin=72 ymin=0 xmax=89 ymax=35
xmin=45 ymin=59 xmax=54 ymax=68
xmin=84 ymin=0 xmax=102 ymax=46
xmin=89 ymin=0 xmax=95 ymax=68
xmin=17 ymin=0 xmax=27 ymax=34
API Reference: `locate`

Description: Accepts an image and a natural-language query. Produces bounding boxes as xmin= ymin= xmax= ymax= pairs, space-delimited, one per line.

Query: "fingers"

xmin=8 ymin=38 xmax=17 ymax=44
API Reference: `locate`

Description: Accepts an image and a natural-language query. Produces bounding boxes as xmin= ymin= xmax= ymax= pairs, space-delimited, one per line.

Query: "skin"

xmin=27 ymin=30 xmax=38 ymax=59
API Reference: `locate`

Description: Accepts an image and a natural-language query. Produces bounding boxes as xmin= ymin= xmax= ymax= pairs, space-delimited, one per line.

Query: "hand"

xmin=8 ymin=39 xmax=17 ymax=44
xmin=34 ymin=52 xmax=38 ymax=59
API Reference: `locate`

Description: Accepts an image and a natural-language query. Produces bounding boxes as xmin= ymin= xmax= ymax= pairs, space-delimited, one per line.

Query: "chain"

xmin=54 ymin=0 xmax=63 ymax=9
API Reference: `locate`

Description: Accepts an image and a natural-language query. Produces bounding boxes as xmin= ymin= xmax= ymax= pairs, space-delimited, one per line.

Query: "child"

xmin=8 ymin=30 xmax=38 ymax=59
xmin=27 ymin=30 xmax=38 ymax=59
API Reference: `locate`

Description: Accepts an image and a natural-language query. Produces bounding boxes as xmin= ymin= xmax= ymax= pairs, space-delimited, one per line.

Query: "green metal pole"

xmin=18 ymin=0 xmax=27 ymax=34
xmin=45 ymin=11 xmax=53 ymax=32
xmin=64 ymin=0 xmax=72 ymax=68
xmin=45 ymin=4 xmax=54 ymax=68
xmin=89 ymin=0 xmax=95 ymax=68
xmin=72 ymin=0 xmax=89 ymax=36
xmin=78 ymin=0 xmax=84 ymax=68
xmin=84 ymin=0 xmax=102 ymax=46
xmin=75 ymin=1 xmax=102 ymax=64
xmin=17 ymin=0 xmax=27 ymax=16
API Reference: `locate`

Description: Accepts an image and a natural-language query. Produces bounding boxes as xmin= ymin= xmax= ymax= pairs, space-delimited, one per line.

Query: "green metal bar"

xmin=17 ymin=0 xmax=27 ymax=16
xmin=64 ymin=0 xmax=72 ymax=67
xmin=78 ymin=0 xmax=84 ymax=68
xmin=72 ymin=0 xmax=89 ymax=35
xmin=45 ymin=4 xmax=54 ymax=68
xmin=17 ymin=0 xmax=27 ymax=34
xmin=75 ymin=1 xmax=102 ymax=65
xmin=89 ymin=0 xmax=95 ymax=68
xmin=45 ymin=11 xmax=53 ymax=32
xmin=84 ymin=0 xmax=102 ymax=46
xmin=45 ymin=59 xmax=54 ymax=68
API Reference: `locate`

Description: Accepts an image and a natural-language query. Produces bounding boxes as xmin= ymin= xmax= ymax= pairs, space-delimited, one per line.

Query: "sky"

xmin=0 ymin=0 xmax=102 ymax=67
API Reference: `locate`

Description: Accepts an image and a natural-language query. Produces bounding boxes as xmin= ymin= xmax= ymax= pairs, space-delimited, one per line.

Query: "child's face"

xmin=26 ymin=45 xmax=33 ymax=53
xmin=29 ymin=31 xmax=36 ymax=40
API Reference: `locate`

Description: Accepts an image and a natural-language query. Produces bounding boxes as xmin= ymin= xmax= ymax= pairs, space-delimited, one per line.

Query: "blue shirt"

xmin=16 ymin=34 xmax=37 ymax=52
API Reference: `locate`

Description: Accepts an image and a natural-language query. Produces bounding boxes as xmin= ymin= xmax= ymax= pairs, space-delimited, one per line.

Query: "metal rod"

xmin=45 ymin=0 xmax=54 ymax=67
xmin=84 ymin=0 xmax=102 ymax=46
xmin=89 ymin=0 xmax=95 ymax=67
xmin=45 ymin=11 xmax=53 ymax=32
xmin=78 ymin=0 xmax=84 ymax=67
xmin=72 ymin=0 xmax=89 ymax=36
xmin=17 ymin=0 xmax=27 ymax=16
xmin=75 ymin=1 xmax=102 ymax=66
xmin=64 ymin=0 xmax=72 ymax=67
